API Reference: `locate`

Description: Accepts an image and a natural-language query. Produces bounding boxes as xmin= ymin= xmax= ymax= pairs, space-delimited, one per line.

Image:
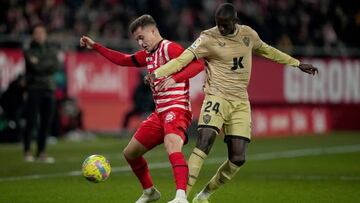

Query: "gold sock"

xmin=186 ymin=147 xmax=208 ymax=196
xmin=204 ymin=160 xmax=240 ymax=194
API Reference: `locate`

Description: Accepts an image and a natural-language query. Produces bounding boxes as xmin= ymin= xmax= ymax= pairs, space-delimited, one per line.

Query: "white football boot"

xmin=135 ymin=187 xmax=161 ymax=203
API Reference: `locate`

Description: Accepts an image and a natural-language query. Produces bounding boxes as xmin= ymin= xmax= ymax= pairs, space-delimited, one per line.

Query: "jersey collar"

xmin=149 ymin=39 xmax=164 ymax=53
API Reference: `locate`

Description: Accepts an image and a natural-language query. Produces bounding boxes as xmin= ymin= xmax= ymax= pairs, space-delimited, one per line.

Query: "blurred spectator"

xmin=121 ymin=70 xmax=155 ymax=135
xmin=0 ymin=0 xmax=358 ymax=54
xmin=60 ymin=96 xmax=81 ymax=133
xmin=0 ymin=75 xmax=26 ymax=143
xmin=23 ymin=24 xmax=59 ymax=163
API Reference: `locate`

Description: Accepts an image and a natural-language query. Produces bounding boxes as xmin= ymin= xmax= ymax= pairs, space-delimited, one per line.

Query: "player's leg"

xmin=186 ymin=128 xmax=217 ymax=195
xmin=23 ymin=89 xmax=39 ymax=162
xmin=187 ymin=95 xmax=226 ymax=195
xmin=194 ymin=138 xmax=248 ymax=202
xmin=162 ymin=109 xmax=192 ymax=203
xmin=123 ymin=113 xmax=163 ymax=203
xmin=36 ymin=91 xmax=55 ymax=163
xmin=193 ymin=100 xmax=251 ymax=202
xmin=164 ymin=133 xmax=188 ymax=203
xmin=123 ymin=137 xmax=152 ymax=188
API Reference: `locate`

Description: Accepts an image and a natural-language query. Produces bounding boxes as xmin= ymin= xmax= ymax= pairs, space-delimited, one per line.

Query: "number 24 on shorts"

xmin=204 ymin=101 xmax=220 ymax=114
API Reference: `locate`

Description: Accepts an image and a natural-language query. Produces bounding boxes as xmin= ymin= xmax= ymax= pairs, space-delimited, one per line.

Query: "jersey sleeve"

xmin=93 ymin=43 xmax=146 ymax=67
xmin=249 ymin=27 xmax=300 ymax=67
xmin=154 ymin=45 xmax=196 ymax=78
xmin=167 ymin=42 xmax=204 ymax=82
xmin=167 ymin=42 xmax=184 ymax=59
xmin=172 ymin=59 xmax=204 ymax=82
xmin=187 ymin=33 xmax=211 ymax=59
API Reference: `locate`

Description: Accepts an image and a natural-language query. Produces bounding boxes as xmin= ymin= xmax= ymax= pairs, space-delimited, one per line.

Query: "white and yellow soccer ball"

xmin=82 ymin=155 xmax=111 ymax=183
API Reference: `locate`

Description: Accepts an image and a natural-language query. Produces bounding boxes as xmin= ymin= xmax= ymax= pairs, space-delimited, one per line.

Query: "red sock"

xmin=126 ymin=156 xmax=153 ymax=189
xmin=169 ymin=152 xmax=188 ymax=191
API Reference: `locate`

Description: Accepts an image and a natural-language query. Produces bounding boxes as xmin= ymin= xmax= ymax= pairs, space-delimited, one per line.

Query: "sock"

xmin=175 ymin=189 xmax=186 ymax=199
xmin=126 ymin=156 xmax=153 ymax=189
xmin=168 ymin=152 xmax=188 ymax=191
xmin=201 ymin=160 xmax=240 ymax=198
xmin=186 ymin=147 xmax=208 ymax=196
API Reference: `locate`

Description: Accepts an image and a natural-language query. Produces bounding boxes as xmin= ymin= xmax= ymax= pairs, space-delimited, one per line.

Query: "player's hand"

xmin=80 ymin=36 xmax=95 ymax=49
xmin=298 ymin=63 xmax=319 ymax=75
xmin=144 ymin=73 xmax=156 ymax=87
xmin=155 ymin=77 xmax=175 ymax=91
xmin=29 ymin=56 xmax=38 ymax=64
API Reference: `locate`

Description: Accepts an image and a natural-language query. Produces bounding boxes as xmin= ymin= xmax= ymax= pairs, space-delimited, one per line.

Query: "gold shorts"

xmin=198 ymin=94 xmax=251 ymax=141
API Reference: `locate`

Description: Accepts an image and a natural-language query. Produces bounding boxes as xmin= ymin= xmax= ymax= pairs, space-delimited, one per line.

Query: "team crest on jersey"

xmin=191 ymin=38 xmax=201 ymax=49
xmin=243 ymin=36 xmax=250 ymax=47
xmin=146 ymin=57 xmax=152 ymax=62
xmin=203 ymin=114 xmax=212 ymax=124
xmin=158 ymin=56 xmax=165 ymax=65
xmin=165 ymin=111 xmax=176 ymax=123
xmin=218 ymin=41 xmax=226 ymax=47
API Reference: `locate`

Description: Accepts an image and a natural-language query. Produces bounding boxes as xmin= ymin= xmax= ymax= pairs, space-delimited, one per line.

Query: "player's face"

xmin=216 ymin=17 xmax=236 ymax=36
xmin=33 ymin=26 xmax=47 ymax=44
xmin=133 ymin=26 xmax=157 ymax=52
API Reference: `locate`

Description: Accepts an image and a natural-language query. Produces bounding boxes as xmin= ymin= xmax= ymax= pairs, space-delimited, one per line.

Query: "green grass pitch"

xmin=0 ymin=132 xmax=359 ymax=203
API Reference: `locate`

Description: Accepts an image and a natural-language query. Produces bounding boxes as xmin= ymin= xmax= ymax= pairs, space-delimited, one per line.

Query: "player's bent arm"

xmin=172 ymin=59 xmax=204 ymax=82
xmin=254 ymin=41 xmax=300 ymax=67
xmin=93 ymin=43 xmax=142 ymax=67
xmin=154 ymin=49 xmax=196 ymax=78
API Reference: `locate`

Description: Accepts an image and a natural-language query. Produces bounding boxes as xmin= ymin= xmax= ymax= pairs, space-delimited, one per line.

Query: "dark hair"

xmin=215 ymin=3 xmax=237 ymax=20
xmin=31 ymin=23 xmax=46 ymax=34
xmin=129 ymin=14 xmax=157 ymax=34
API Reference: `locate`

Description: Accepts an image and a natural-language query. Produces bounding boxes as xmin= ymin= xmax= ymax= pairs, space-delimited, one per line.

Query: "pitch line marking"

xmin=0 ymin=144 xmax=359 ymax=182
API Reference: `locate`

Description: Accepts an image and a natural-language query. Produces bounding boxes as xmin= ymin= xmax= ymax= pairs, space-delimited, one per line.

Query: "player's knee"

xmin=195 ymin=128 xmax=217 ymax=154
xmin=229 ymin=156 xmax=246 ymax=167
xmin=164 ymin=134 xmax=183 ymax=154
xmin=122 ymin=148 xmax=131 ymax=159
xmin=123 ymin=147 xmax=138 ymax=160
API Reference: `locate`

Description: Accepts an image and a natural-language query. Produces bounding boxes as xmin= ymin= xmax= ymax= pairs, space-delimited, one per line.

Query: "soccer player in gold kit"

xmin=146 ymin=3 xmax=318 ymax=203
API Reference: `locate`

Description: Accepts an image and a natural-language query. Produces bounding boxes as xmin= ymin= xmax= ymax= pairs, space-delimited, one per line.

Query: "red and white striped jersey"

xmin=94 ymin=39 xmax=204 ymax=113
xmin=144 ymin=40 xmax=190 ymax=113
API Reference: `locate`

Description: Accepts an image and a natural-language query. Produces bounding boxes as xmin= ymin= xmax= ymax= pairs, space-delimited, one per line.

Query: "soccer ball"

xmin=82 ymin=154 xmax=111 ymax=183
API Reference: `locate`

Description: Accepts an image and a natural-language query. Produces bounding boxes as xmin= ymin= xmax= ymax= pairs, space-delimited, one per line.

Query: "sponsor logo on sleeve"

xmin=190 ymin=38 xmax=202 ymax=50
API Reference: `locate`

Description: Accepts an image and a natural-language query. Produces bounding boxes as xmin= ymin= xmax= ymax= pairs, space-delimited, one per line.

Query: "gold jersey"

xmin=154 ymin=24 xmax=300 ymax=101
xmin=188 ymin=24 xmax=299 ymax=101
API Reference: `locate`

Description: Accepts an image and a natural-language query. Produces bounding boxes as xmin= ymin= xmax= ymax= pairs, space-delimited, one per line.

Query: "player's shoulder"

xmin=196 ymin=26 xmax=218 ymax=43
xmin=202 ymin=26 xmax=218 ymax=34
xmin=162 ymin=39 xmax=184 ymax=57
xmin=238 ymin=24 xmax=257 ymax=36
xmin=201 ymin=26 xmax=218 ymax=37
xmin=164 ymin=39 xmax=184 ymax=50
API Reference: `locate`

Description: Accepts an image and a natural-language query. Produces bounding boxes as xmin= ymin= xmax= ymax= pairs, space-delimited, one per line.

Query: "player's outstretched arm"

xmin=156 ymin=49 xmax=196 ymax=78
xmin=254 ymin=42 xmax=319 ymax=75
xmin=155 ymin=59 xmax=205 ymax=91
xmin=79 ymin=35 xmax=144 ymax=67
xmin=145 ymin=49 xmax=196 ymax=85
xmin=254 ymin=42 xmax=300 ymax=67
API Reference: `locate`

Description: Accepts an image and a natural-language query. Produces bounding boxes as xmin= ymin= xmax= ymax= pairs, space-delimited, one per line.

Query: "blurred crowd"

xmin=0 ymin=0 xmax=360 ymax=54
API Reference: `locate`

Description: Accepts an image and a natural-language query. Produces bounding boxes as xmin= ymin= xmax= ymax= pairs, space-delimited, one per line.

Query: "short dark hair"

xmin=31 ymin=23 xmax=46 ymax=34
xmin=215 ymin=3 xmax=237 ymax=20
xmin=129 ymin=14 xmax=157 ymax=34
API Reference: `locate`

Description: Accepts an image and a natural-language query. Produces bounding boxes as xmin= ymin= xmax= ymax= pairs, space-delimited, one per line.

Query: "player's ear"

xmin=232 ymin=17 xmax=238 ymax=25
xmin=151 ymin=27 xmax=158 ymax=35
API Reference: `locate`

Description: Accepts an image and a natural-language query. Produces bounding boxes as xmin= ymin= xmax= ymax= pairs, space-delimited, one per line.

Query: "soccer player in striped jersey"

xmin=147 ymin=3 xmax=318 ymax=203
xmin=80 ymin=14 xmax=204 ymax=203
